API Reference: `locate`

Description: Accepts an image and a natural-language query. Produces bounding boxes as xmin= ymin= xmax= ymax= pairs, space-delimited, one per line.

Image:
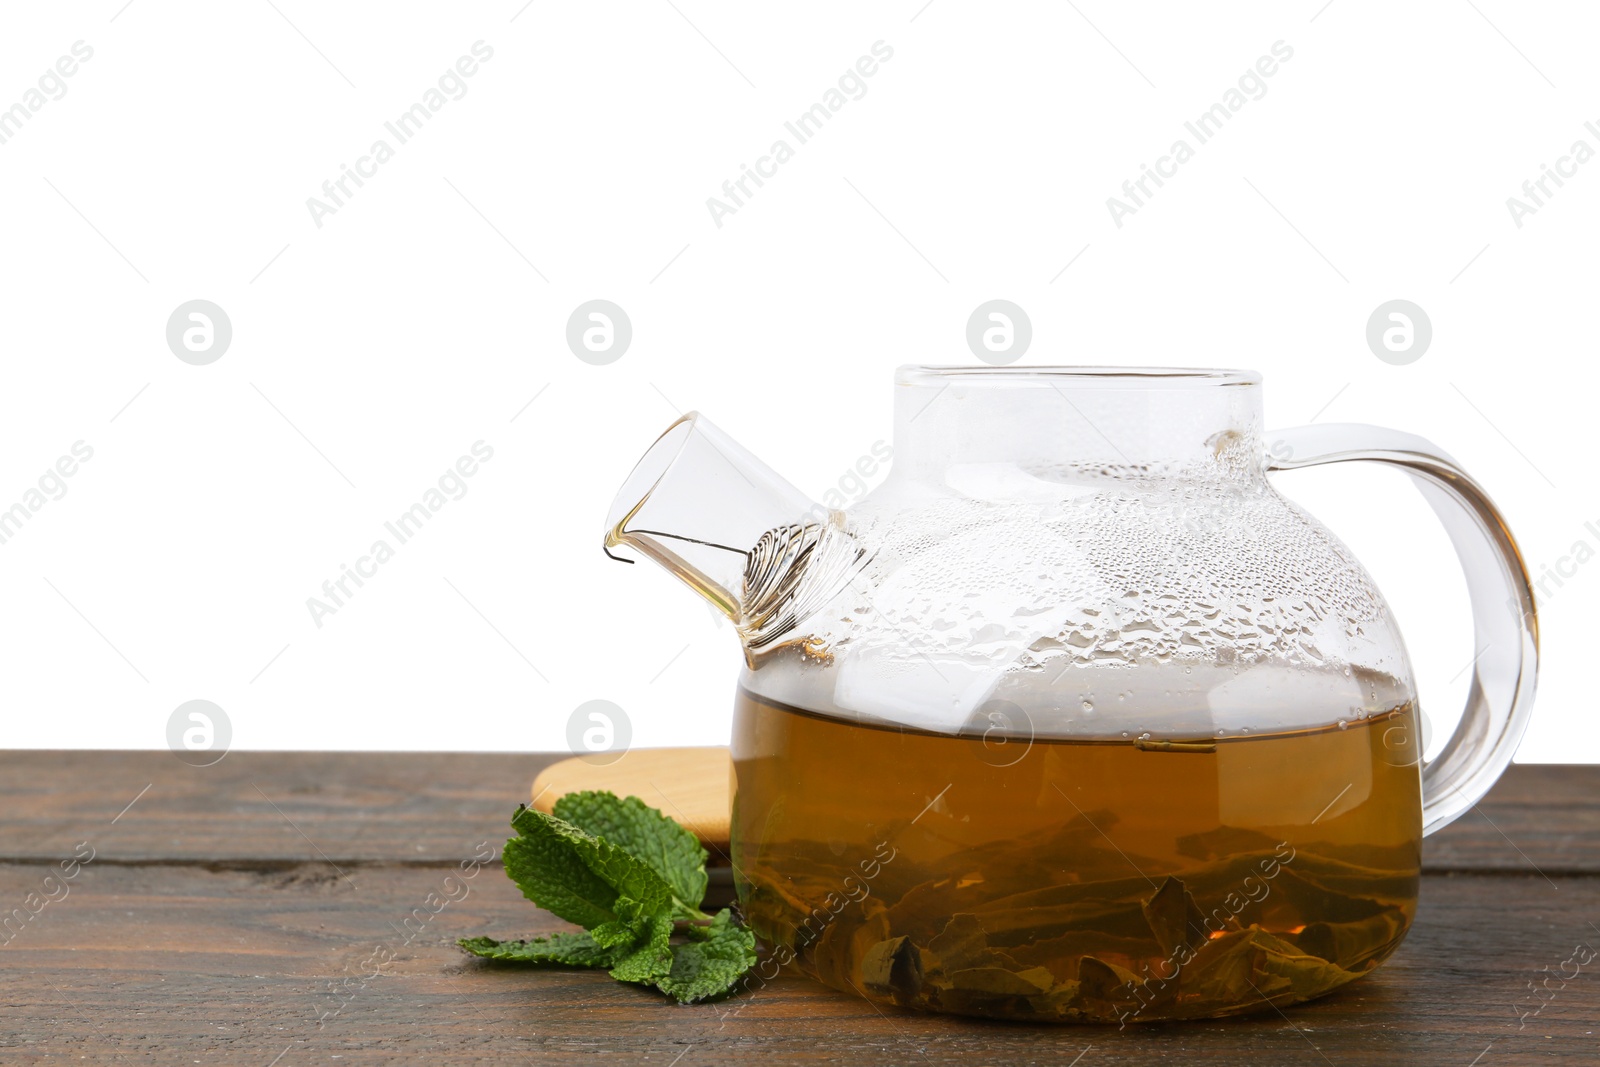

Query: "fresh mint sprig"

xmin=459 ymin=791 xmax=757 ymax=1004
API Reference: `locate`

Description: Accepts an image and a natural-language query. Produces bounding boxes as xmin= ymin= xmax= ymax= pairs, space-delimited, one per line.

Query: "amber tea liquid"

xmin=731 ymin=688 xmax=1422 ymax=1023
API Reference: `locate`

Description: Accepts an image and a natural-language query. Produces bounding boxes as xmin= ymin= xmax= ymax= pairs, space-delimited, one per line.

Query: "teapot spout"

xmin=604 ymin=413 xmax=865 ymax=654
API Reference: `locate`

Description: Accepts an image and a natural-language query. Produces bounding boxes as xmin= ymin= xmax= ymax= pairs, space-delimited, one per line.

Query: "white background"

xmin=0 ymin=1 xmax=1591 ymax=761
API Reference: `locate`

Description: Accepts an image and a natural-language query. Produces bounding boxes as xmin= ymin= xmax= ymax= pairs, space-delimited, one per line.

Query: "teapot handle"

xmin=1266 ymin=423 xmax=1539 ymax=837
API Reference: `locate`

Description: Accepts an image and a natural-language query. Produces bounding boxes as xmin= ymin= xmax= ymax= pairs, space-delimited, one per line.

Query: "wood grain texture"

xmin=2 ymin=864 xmax=1595 ymax=1064
xmin=1 ymin=753 xmax=1596 ymax=1065
xmin=0 ymin=755 xmax=1586 ymax=870
xmin=0 ymin=751 xmax=554 ymax=863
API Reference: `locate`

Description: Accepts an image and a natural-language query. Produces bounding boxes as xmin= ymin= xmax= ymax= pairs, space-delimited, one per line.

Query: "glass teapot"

xmin=603 ymin=366 xmax=1538 ymax=1023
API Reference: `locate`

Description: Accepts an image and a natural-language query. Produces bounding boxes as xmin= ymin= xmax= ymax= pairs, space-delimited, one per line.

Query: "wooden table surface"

xmin=1 ymin=753 xmax=1596 ymax=1065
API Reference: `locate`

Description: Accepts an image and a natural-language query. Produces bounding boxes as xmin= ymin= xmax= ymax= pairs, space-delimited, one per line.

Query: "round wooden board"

xmin=530 ymin=746 xmax=732 ymax=854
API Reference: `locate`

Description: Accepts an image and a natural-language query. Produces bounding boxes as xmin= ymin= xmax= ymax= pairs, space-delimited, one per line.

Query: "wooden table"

xmin=1 ymin=753 xmax=1596 ymax=1065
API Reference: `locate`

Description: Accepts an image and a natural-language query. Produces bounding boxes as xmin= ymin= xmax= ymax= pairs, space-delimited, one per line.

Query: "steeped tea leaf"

xmin=1252 ymin=930 xmax=1359 ymax=999
xmin=1292 ymin=909 xmax=1408 ymax=967
xmin=862 ymin=935 xmax=925 ymax=1003
xmin=1180 ymin=926 xmax=1364 ymax=1008
xmin=945 ymin=965 xmax=1055 ymax=997
xmin=1141 ymin=875 xmax=1208 ymax=957
xmin=1025 ymin=979 xmax=1085 ymax=1020
xmin=1077 ymin=955 xmax=1142 ymax=1002
xmin=928 ymin=913 xmax=997 ymax=971
xmin=1174 ymin=824 xmax=1285 ymax=862
xmin=1183 ymin=927 xmax=1265 ymax=1003
xmin=733 ymin=691 xmax=1424 ymax=1022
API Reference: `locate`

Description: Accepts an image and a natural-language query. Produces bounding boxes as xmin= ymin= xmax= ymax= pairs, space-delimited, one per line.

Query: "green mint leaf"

xmin=590 ymin=910 xmax=651 ymax=949
xmin=587 ymin=921 xmax=637 ymax=949
xmin=521 ymin=807 xmax=675 ymax=918
xmin=607 ymin=912 xmax=676 ymax=984
xmin=502 ymin=805 xmax=674 ymax=936
xmin=457 ymin=931 xmax=620 ymax=968
xmin=466 ymin=804 xmax=758 ymax=1007
xmin=501 ymin=809 xmax=623 ymax=930
xmin=653 ymin=908 xmax=759 ymax=1004
xmin=553 ymin=791 xmax=710 ymax=920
